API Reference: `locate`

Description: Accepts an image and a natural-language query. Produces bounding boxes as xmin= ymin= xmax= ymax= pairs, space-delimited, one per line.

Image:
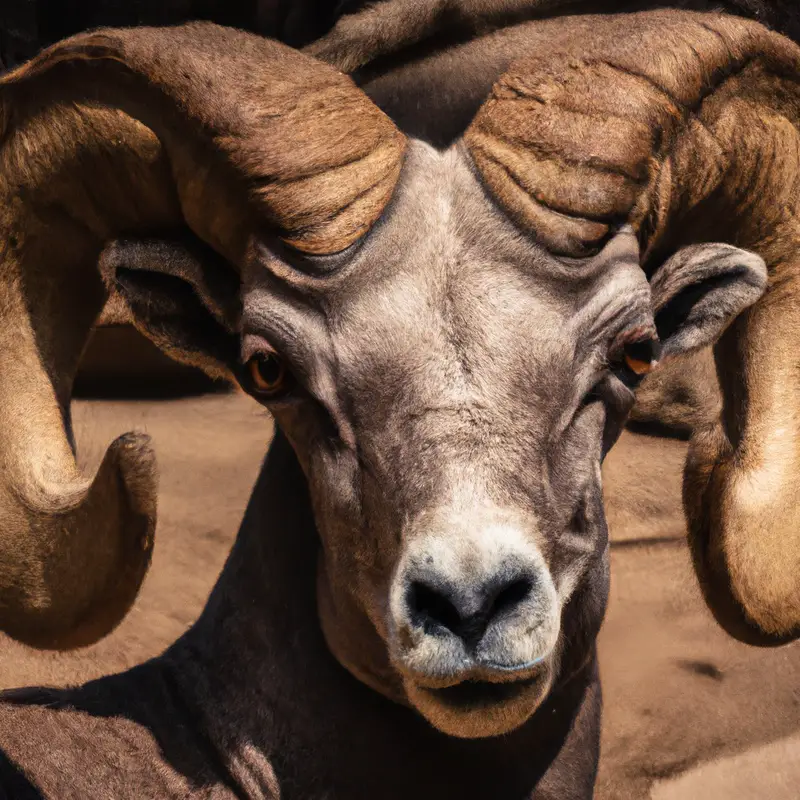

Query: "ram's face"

xmin=242 ymin=142 xmax=655 ymax=737
xmin=2 ymin=15 xmax=771 ymax=738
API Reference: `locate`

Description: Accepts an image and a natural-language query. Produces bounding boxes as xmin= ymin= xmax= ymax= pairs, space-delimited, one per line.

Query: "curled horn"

xmin=0 ymin=23 xmax=405 ymax=648
xmin=465 ymin=9 xmax=800 ymax=644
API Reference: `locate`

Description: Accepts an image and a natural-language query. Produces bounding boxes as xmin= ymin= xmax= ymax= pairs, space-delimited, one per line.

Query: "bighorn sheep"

xmin=7 ymin=3 xmax=793 ymax=425
xmin=0 ymin=8 xmax=799 ymax=798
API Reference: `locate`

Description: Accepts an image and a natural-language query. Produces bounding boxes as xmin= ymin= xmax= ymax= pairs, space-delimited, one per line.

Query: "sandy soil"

xmin=1 ymin=392 xmax=798 ymax=798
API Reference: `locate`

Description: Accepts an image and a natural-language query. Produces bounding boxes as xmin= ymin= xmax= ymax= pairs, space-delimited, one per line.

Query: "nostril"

xmin=406 ymin=574 xmax=534 ymax=644
xmin=408 ymin=581 xmax=463 ymax=636
xmin=490 ymin=578 xmax=533 ymax=618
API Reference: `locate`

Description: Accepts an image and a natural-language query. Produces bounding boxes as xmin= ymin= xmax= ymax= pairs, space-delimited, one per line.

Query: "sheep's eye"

xmin=247 ymin=353 xmax=289 ymax=397
xmin=622 ymin=339 xmax=659 ymax=376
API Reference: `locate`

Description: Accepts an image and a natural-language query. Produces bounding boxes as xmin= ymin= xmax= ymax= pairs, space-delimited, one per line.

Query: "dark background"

xmin=2 ymin=0 xmax=799 ymax=72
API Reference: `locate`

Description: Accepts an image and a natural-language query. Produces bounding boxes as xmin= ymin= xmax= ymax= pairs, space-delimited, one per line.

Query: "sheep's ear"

xmin=650 ymin=244 xmax=768 ymax=360
xmin=99 ymin=233 xmax=242 ymax=382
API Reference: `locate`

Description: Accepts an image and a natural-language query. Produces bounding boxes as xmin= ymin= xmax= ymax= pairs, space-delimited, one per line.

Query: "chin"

xmin=404 ymin=669 xmax=553 ymax=738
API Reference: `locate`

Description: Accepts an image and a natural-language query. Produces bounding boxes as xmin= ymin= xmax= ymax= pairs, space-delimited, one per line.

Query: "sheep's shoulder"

xmin=0 ymin=671 xmax=234 ymax=799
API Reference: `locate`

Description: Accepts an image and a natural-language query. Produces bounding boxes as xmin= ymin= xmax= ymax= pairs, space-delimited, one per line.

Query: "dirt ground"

xmin=0 ymin=391 xmax=798 ymax=798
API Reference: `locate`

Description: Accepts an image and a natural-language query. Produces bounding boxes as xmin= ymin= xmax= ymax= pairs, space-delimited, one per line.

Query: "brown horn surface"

xmin=465 ymin=10 xmax=800 ymax=644
xmin=0 ymin=23 xmax=405 ymax=648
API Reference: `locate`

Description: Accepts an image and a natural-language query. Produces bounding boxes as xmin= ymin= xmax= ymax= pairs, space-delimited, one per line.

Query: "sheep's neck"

xmin=168 ymin=431 xmax=599 ymax=798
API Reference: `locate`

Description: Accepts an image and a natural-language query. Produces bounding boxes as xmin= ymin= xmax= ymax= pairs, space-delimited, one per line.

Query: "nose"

xmin=406 ymin=569 xmax=534 ymax=650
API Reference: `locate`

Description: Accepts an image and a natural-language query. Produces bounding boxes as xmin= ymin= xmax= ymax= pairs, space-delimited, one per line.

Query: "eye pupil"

xmin=248 ymin=353 xmax=287 ymax=394
xmin=622 ymin=339 xmax=659 ymax=376
xmin=258 ymin=355 xmax=283 ymax=385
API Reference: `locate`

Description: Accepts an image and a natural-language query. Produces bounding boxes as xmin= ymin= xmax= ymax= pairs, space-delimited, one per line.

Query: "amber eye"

xmin=247 ymin=352 xmax=288 ymax=396
xmin=623 ymin=339 xmax=659 ymax=376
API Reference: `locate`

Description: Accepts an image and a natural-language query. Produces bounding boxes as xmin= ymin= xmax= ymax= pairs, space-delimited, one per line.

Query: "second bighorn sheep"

xmin=0 ymin=8 xmax=798 ymax=798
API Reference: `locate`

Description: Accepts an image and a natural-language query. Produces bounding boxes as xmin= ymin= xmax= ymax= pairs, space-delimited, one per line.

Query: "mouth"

xmin=422 ymin=673 xmax=542 ymax=710
xmin=400 ymin=653 xmax=555 ymax=737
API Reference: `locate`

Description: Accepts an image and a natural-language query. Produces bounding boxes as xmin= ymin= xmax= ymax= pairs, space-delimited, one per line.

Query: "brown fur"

xmin=0 ymin=22 xmax=404 ymax=648
xmin=0 ymin=431 xmax=602 ymax=799
xmin=629 ymin=349 xmax=721 ymax=438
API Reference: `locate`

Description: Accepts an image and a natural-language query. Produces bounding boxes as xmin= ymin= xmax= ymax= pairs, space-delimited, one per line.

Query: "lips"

xmin=402 ymin=657 xmax=555 ymax=737
xmin=398 ymin=648 xmax=551 ymax=687
xmin=420 ymin=672 xmax=543 ymax=711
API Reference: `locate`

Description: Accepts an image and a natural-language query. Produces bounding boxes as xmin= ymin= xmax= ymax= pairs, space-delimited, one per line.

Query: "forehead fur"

xmin=329 ymin=142 xmax=650 ymax=358
xmin=247 ymin=142 xmax=653 ymax=405
xmin=249 ymin=144 xmax=650 ymax=505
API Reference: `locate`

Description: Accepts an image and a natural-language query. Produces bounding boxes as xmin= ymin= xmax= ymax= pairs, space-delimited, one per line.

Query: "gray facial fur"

xmin=240 ymin=142 xmax=652 ymax=737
